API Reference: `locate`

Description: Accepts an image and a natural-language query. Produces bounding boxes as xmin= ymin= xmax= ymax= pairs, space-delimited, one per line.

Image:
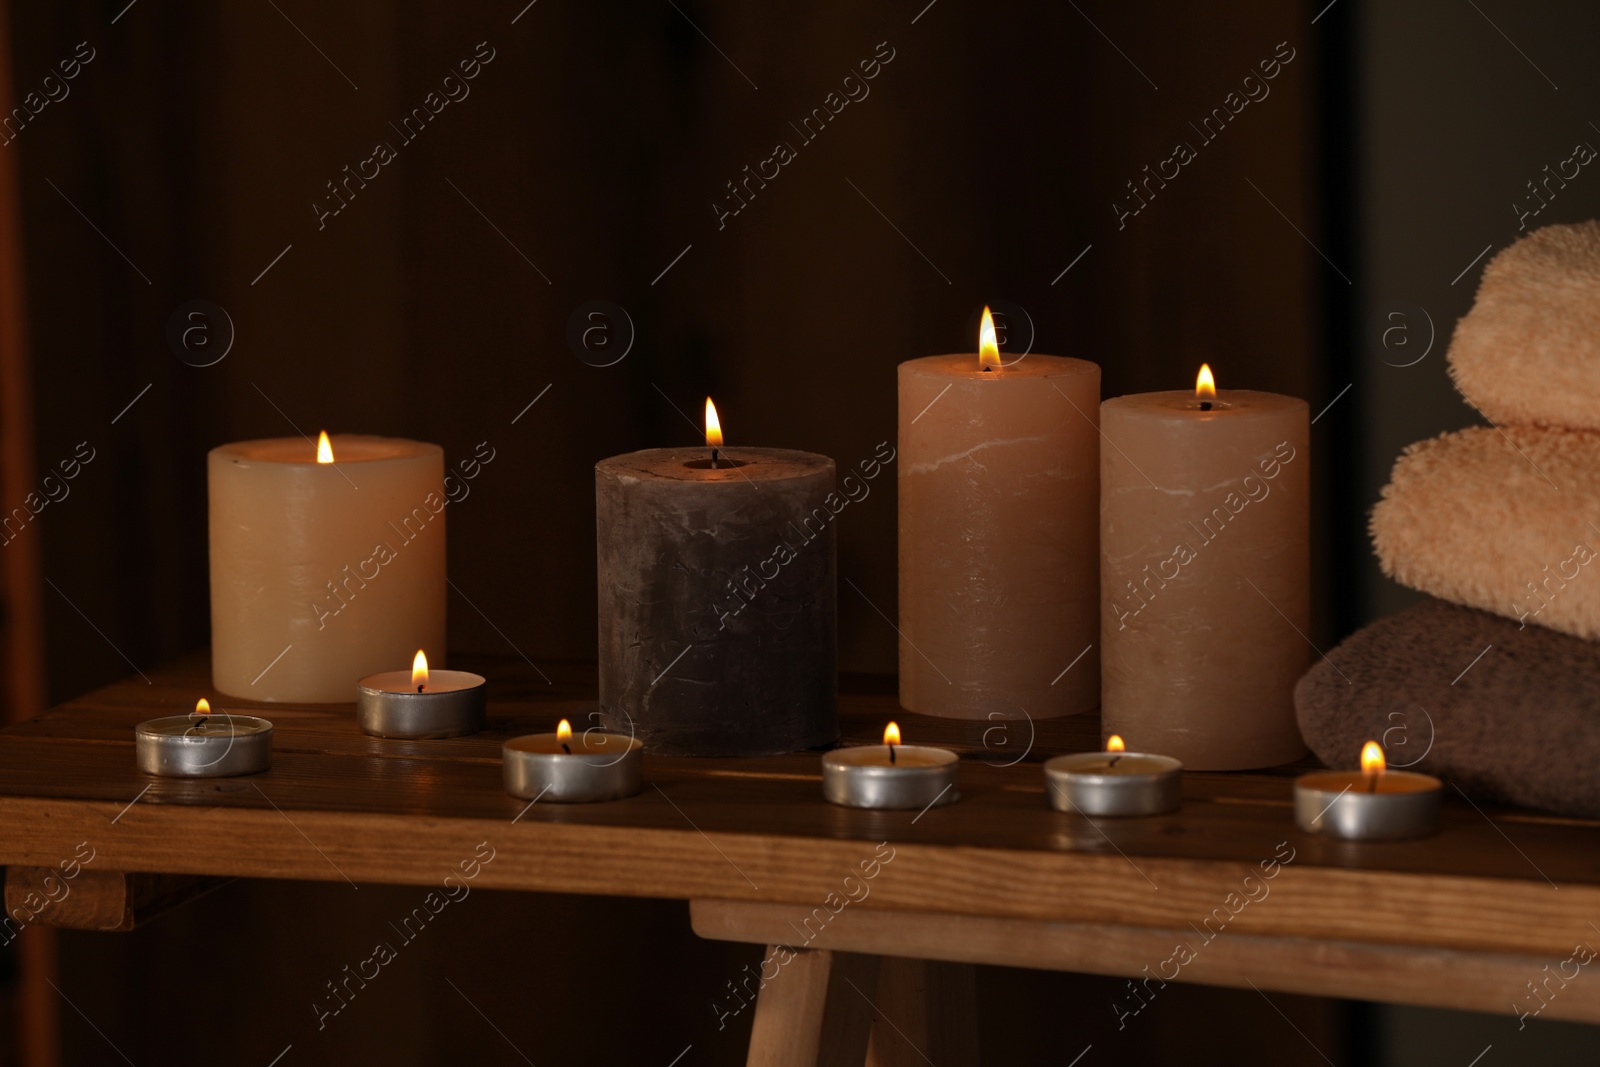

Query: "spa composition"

xmin=897 ymin=308 xmax=1102 ymax=720
xmin=208 ymin=432 xmax=446 ymax=704
xmin=595 ymin=400 xmax=837 ymax=756
xmin=1100 ymin=365 xmax=1310 ymax=770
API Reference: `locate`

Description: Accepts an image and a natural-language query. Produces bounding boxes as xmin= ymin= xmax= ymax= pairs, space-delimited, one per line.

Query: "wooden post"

xmin=864 ymin=958 xmax=979 ymax=1067
xmin=746 ymin=947 xmax=879 ymax=1067
xmin=0 ymin=0 xmax=57 ymax=1060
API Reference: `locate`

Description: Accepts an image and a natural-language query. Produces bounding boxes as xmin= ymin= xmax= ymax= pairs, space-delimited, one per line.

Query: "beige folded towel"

xmin=1449 ymin=221 xmax=1600 ymax=430
xmin=1371 ymin=424 xmax=1600 ymax=639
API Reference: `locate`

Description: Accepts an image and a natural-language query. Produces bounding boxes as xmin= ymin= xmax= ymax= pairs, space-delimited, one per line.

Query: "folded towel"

xmin=1449 ymin=221 xmax=1600 ymax=430
xmin=1371 ymin=424 xmax=1600 ymax=639
xmin=1295 ymin=597 xmax=1600 ymax=818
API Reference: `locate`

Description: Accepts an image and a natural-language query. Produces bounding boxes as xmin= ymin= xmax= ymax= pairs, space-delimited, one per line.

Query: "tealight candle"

xmin=503 ymin=719 xmax=644 ymax=803
xmin=136 ymin=699 xmax=273 ymax=778
xmin=822 ymin=722 xmax=960 ymax=811
xmin=356 ymin=650 xmax=486 ymax=739
xmin=1043 ymin=734 xmax=1182 ymax=817
xmin=1294 ymin=740 xmax=1441 ymax=840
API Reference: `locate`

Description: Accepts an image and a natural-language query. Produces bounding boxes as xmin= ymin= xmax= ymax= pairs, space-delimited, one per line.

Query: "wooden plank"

xmin=693 ymin=899 xmax=1600 ymax=1026
xmin=0 ymin=792 xmax=1594 ymax=959
xmin=4 ymin=867 xmax=229 ymax=932
xmin=1 ymin=656 xmax=1599 ymax=960
xmin=745 ymin=948 xmax=878 ymax=1067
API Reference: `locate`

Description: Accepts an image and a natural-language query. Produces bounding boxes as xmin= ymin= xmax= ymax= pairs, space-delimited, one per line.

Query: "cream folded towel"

xmin=1370 ymin=425 xmax=1600 ymax=639
xmin=1449 ymin=221 xmax=1600 ymax=430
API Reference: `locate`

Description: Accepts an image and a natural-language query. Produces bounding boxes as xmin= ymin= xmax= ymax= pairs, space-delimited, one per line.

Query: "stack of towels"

xmin=1296 ymin=221 xmax=1600 ymax=818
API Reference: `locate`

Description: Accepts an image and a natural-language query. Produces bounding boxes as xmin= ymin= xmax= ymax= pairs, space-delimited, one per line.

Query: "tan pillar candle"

xmin=897 ymin=309 xmax=1101 ymax=720
xmin=1100 ymin=366 xmax=1309 ymax=769
xmin=209 ymin=433 xmax=446 ymax=703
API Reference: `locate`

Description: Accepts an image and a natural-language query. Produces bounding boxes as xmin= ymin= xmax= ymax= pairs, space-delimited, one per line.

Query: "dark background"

xmin=4 ymin=0 xmax=1600 ymax=1063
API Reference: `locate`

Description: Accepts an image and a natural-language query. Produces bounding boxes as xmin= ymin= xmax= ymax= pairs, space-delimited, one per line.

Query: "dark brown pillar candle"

xmin=595 ymin=447 xmax=837 ymax=756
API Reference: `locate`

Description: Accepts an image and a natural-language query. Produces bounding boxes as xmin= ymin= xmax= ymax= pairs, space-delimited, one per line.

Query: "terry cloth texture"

xmin=1449 ymin=221 xmax=1600 ymax=430
xmin=1370 ymin=424 xmax=1600 ymax=640
xmin=1295 ymin=597 xmax=1600 ymax=818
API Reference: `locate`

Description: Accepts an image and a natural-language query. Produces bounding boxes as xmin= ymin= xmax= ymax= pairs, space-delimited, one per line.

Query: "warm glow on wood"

xmin=316 ymin=430 xmax=335 ymax=464
xmin=979 ymin=306 xmax=1001 ymax=370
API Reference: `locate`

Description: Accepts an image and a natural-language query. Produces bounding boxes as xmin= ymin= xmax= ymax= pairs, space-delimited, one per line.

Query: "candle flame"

xmin=557 ymin=719 xmax=572 ymax=743
xmin=979 ymin=306 xmax=1001 ymax=370
xmin=1361 ymin=740 xmax=1386 ymax=776
xmin=194 ymin=697 xmax=210 ymax=717
xmin=883 ymin=721 xmax=901 ymax=746
xmin=1106 ymin=734 xmax=1125 ymax=753
xmin=1195 ymin=364 xmax=1216 ymax=400
xmin=705 ymin=397 xmax=723 ymax=448
xmin=411 ymin=650 xmax=429 ymax=689
xmin=316 ymin=430 xmax=335 ymax=464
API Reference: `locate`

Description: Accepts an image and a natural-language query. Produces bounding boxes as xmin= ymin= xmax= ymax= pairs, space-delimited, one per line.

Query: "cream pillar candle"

xmin=898 ymin=310 xmax=1101 ymax=720
xmin=209 ymin=433 xmax=446 ymax=703
xmin=1100 ymin=367 xmax=1309 ymax=770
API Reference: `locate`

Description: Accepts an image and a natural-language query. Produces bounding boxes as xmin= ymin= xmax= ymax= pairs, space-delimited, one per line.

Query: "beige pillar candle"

xmin=1100 ymin=367 xmax=1309 ymax=770
xmin=209 ymin=433 xmax=446 ymax=703
xmin=898 ymin=310 xmax=1101 ymax=720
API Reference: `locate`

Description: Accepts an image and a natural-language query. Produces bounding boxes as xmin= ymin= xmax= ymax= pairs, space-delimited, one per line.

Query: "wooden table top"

xmin=0 ymin=653 xmax=1595 ymax=959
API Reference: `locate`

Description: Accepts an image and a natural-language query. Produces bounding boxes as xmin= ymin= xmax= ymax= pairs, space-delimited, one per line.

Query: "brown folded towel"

xmin=1449 ymin=221 xmax=1600 ymax=430
xmin=1295 ymin=597 xmax=1600 ymax=818
xmin=1370 ymin=424 xmax=1600 ymax=639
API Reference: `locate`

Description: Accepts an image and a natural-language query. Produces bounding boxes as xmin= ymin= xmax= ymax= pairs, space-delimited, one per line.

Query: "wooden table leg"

xmin=746 ymin=947 xmax=880 ymax=1067
xmin=864 ymin=957 xmax=980 ymax=1067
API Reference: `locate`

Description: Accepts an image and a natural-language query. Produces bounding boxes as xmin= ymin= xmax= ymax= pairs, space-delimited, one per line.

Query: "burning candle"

xmin=1294 ymin=741 xmax=1441 ymax=840
xmin=136 ymin=698 xmax=273 ymax=778
xmin=898 ymin=308 xmax=1101 ymax=720
xmin=503 ymin=718 xmax=644 ymax=803
xmin=1044 ymin=734 xmax=1182 ymax=816
xmin=1100 ymin=365 xmax=1310 ymax=770
xmin=594 ymin=399 xmax=837 ymax=756
xmin=209 ymin=432 xmax=446 ymax=703
xmin=822 ymin=722 xmax=960 ymax=810
xmin=356 ymin=650 xmax=486 ymax=739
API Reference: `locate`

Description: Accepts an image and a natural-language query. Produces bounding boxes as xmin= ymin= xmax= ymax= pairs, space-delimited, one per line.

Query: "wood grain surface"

xmin=0 ymin=654 xmax=1594 ymax=961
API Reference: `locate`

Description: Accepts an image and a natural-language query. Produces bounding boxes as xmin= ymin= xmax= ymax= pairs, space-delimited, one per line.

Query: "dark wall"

xmin=11 ymin=0 xmax=1327 ymax=704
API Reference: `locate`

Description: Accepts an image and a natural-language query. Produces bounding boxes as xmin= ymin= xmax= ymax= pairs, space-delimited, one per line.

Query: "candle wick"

xmin=1108 ymin=755 xmax=1122 ymax=768
xmin=889 ymin=743 xmax=896 ymax=765
xmin=561 ymin=742 xmax=571 ymax=754
xmin=1199 ymin=401 xmax=1212 ymax=412
xmin=417 ymin=685 xmax=425 ymax=694
xmin=1365 ymin=772 xmax=1378 ymax=794
xmin=711 ymin=447 xmax=720 ymax=469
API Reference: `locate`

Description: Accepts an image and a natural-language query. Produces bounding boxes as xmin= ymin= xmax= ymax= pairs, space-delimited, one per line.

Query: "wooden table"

xmin=1 ymin=654 xmax=1596 ymax=1064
